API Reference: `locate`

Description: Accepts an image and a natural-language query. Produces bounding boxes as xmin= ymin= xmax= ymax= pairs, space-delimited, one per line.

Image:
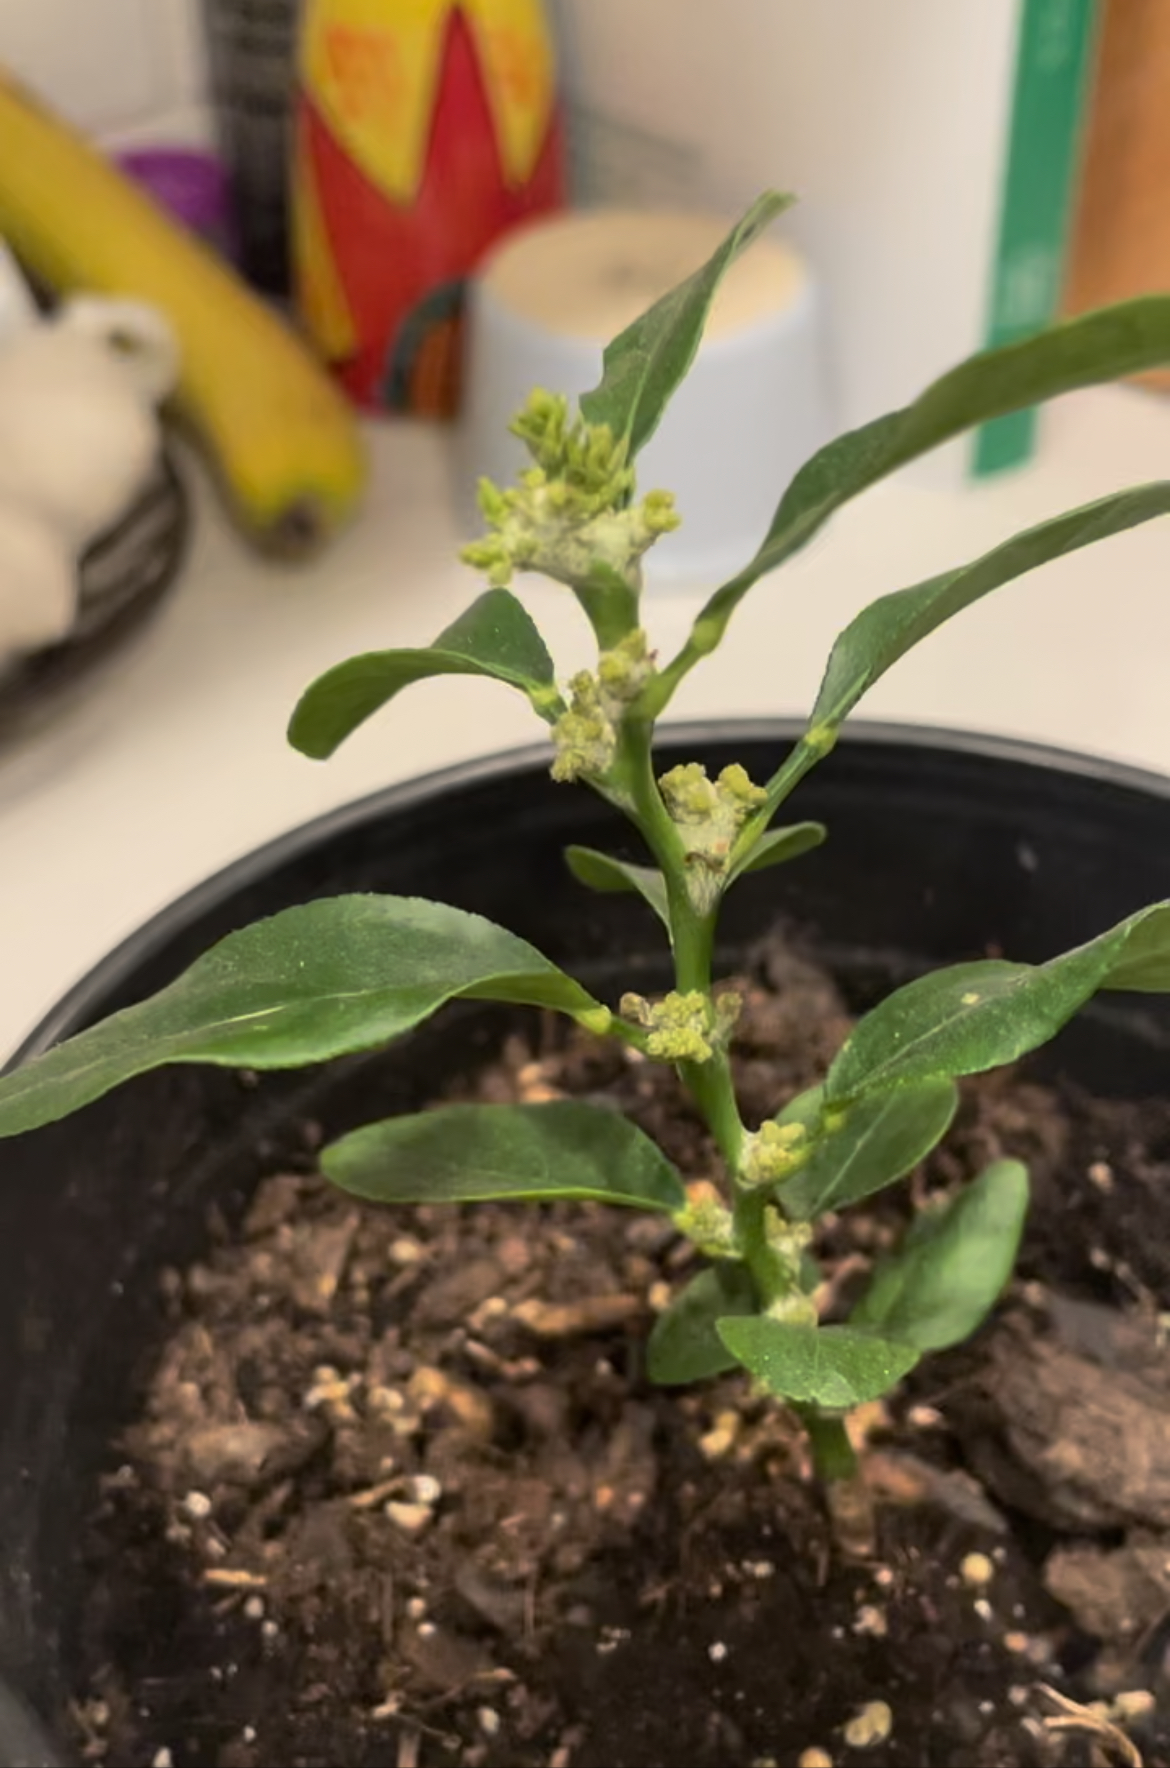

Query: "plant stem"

xmin=686 ymin=1045 xmax=743 ymax=1172
xmin=660 ymin=888 xmax=744 ymax=1175
xmin=575 ymin=564 xmax=640 ymax=649
xmin=601 ymin=708 xmax=857 ymax=1496
xmin=611 ymin=714 xmax=682 ymax=874
xmin=731 ymin=1184 xmax=781 ymax=1300
xmin=607 ymin=716 xmax=813 ymax=1314
xmin=613 ymin=717 xmax=746 ymax=1177
xmin=800 ymin=1409 xmax=858 ymax=1482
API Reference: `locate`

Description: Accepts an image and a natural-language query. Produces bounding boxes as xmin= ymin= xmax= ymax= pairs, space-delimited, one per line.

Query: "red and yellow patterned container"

xmin=292 ymin=0 xmax=565 ymax=416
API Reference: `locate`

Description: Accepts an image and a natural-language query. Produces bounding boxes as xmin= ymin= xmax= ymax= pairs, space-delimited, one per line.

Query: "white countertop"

xmin=2 ymin=386 xmax=1169 ymax=1060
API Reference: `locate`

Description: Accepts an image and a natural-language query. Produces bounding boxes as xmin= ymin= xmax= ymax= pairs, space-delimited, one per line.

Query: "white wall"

xmin=1 ymin=0 xmax=211 ymax=146
xmin=550 ymin=0 xmax=1022 ymax=441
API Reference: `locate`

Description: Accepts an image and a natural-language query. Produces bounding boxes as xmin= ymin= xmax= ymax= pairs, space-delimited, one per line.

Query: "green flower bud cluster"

xmin=763 ymin=1217 xmax=818 ymax=1326
xmin=461 ymin=391 xmax=679 ymax=592
xmin=659 ymin=761 xmax=768 ymax=853
xmin=672 ymin=1191 xmax=738 ymax=1260
xmin=763 ymin=1289 xmax=819 ymax=1328
xmin=657 ymin=762 xmax=769 ymax=910
xmin=741 ymin=1118 xmax=810 ymax=1187
xmin=620 ymin=988 xmax=740 ymax=1063
xmin=550 ymin=629 xmax=656 ymax=784
xmin=511 ymin=390 xmax=633 ymax=503
xmin=550 ymin=672 xmax=616 ymax=783
xmin=597 ymin=627 xmax=655 ymax=705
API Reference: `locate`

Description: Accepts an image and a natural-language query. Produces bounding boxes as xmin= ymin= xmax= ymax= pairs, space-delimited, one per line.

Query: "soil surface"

xmin=69 ymin=938 xmax=1170 ymax=1768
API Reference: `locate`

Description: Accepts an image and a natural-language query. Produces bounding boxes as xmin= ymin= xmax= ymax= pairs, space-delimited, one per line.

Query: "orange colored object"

xmin=292 ymin=0 xmax=565 ymax=416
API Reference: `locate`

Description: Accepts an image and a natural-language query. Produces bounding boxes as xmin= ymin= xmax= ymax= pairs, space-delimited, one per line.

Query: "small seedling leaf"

xmin=807 ymin=484 xmax=1170 ymax=740
xmin=670 ymin=295 xmax=1170 ymax=683
xmin=0 ymin=896 xmax=604 ymax=1138
xmin=564 ymin=845 xmax=670 ymax=930
xmin=322 ymin=1100 xmax=687 ymax=1212
xmin=289 ymin=590 xmax=560 ymax=759
xmin=827 ymin=901 xmax=1170 ymax=1103
xmin=729 ymin=821 xmax=827 ymax=883
xmin=852 ymin=1159 xmax=1029 ymax=1351
xmin=778 ymin=1078 xmax=959 ymax=1221
xmin=579 ymin=191 xmax=794 ymax=457
xmin=647 ymin=1263 xmax=758 ymax=1384
xmin=717 ymin=1317 xmax=920 ymax=1408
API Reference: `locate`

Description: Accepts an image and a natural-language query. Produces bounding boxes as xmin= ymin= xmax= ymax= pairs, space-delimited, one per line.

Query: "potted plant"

xmin=3 ymin=194 xmax=1170 ymax=1767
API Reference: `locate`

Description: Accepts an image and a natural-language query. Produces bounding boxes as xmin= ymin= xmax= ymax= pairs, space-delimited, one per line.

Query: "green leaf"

xmin=778 ymin=1079 xmax=959 ymax=1222
xmin=647 ymin=1263 xmax=758 ymax=1384
xmin=853 ymin=1159 xmax=1028 ymax=1352
xmin=827 ymin=900 xmax=1170 ymax=1104
xmin=0 ymin=896 xmax=605 ymax=1139
xmin=288 ymin=590 xmax=561 ymax=760
xmin=728 ymin=820 xmax=827 ymax=884
xmin=565 ymin=822 xmax=826 ymax=923
xmin=717 ymin=1317 xmax=919 ymax=1408
xmin=1103 ymin=906 xmax=1170 ymax=990
xmin=807 ymin=484 xmax=1170 ymax=740
xmin=774 ymin=1082 xmax=826 ymax=1135
xmin=321 ymin=1099 xmax=686 ymax=1212
xmin=651 ymin=293 xmax=1170 ymax=702
xmin=564 ymin=845 xmax=670 ymax=930
xmin=578 ymin=191 xmax=794 ymax=458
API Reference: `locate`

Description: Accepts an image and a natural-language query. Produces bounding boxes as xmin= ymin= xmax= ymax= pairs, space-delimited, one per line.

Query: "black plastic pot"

xmin=4 ymin=719 xmax=1170 ymax=1765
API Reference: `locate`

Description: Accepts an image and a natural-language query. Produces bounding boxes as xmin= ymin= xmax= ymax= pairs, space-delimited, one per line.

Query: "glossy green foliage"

xmin=289 ymin=590 xmax=560 ymax=760
xmin=658 ymin=294 xmax=1170 ymax=696
xmin=776 ymin=1079 xmax=959 ymax=1221
xmin=0 ymin=896 xmax=603 ymax=1138
xmin=806 ymin=485 xmax=1170 ymax=740
xmin=853 ymin=1160 xmax=1028 ymax=1351
xmin=322 ymin=1099 xmax=686 ymax=1212
xmin=718 ymin=1317 xmax=920 ymax=1409
xmin=647 ymin=1263 xmax=757 ymax=1384
xmin=564 ymin=845 xmax=670 ymax=929
xmin=828 ymin=902 xmax=1170 ymax=1103
xmin=579 ymin=190 xmax=794 ymax=459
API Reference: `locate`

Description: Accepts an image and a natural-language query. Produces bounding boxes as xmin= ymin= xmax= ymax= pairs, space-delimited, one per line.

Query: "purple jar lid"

xmin=116 ymin=147 xmax=235 ymax=255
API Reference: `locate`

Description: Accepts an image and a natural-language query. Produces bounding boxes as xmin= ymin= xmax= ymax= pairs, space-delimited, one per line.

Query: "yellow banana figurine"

xmin=0 ymin=71 xmax=367 ymax=556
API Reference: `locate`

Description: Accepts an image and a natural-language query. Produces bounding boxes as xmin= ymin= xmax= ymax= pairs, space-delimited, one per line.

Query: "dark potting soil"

xmin=69 ymin=938 xmax=1170 ymax=1768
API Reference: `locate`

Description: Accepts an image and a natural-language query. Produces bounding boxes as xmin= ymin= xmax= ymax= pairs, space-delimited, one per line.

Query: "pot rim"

xmin=11 ymin=718 xmax=1170 ymax=1072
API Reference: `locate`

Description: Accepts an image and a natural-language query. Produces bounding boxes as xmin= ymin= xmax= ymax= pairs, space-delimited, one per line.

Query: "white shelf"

xmin=3 ymin=384 xmax=1170 ymax=1059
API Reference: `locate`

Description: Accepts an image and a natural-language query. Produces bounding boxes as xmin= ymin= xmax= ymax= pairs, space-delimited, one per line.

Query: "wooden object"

xmin=1064 ymin=0 xmax=1170 ymax=390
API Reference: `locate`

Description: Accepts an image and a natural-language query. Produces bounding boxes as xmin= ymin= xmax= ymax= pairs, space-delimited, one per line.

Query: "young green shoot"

xmin=4 ymin=191 xmax=1170 ymax=1479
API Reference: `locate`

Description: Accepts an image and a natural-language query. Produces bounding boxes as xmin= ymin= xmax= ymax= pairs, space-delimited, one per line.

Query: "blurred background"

xmin=7 ymin=1 xmax=1164 ymax=437
xmin=1 ymin=0 xmax=1169 ymax=1056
